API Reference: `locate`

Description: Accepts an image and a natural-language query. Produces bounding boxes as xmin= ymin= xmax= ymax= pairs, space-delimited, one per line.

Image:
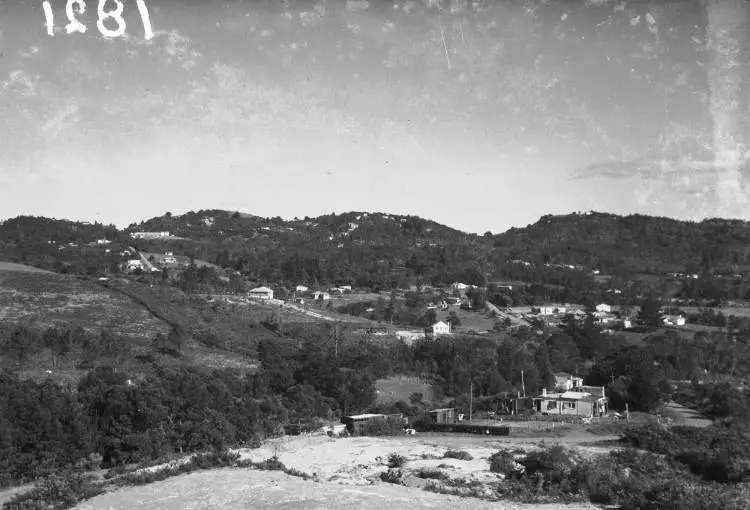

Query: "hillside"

xmin=492 ymin=212 xmax=750 ymax=276
xmin=4 ymin=210 xmax=750 ymax=301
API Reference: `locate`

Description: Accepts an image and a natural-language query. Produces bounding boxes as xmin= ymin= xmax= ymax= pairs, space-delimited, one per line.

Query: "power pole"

xmin=469 ymin=381 xmax=473 ymax=423
xmin=521 ymin=370 xmax=526 ymax=398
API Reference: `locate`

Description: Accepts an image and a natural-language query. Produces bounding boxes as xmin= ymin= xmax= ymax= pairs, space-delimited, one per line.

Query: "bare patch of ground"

xmin=73 ymin=469 xmax=598 ymax=510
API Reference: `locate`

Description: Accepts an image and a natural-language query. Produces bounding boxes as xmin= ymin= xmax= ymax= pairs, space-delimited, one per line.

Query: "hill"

xmin=5 ymin=210 xmax=750 ymax=305
xmin=492 ymin=212 xmax=750 ymax=276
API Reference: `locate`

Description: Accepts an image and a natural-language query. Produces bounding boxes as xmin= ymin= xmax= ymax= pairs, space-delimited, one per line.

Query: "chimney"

xmin=542 ymin=388 xmax=547 ymax=397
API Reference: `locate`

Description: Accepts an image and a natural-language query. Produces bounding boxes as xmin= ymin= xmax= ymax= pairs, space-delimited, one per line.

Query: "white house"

xmin=622 ymin=318 xmax=633 ymax=329
xmin=96 ymin=239 xmax=111 ymax=245
xmin=450 ymin=282 xmax=469 ymax=291
xmin=248 ymin=286 xmax=274 ymax=300
xmin=554 ymin=372 xmax=584 ymax=391
xmin=339 ymin=285 xmax=352 ymax=291
xmin=296 ymin=285 xmax=309 ymax=292
xmin=596 ymin=304 xmax=612 ymax=313
xmin=426 ymin=321 xmax=451 ymax=338
xmin=314 ymin=291 xmax=331 ymax=301
xmin=663 ymin=315 xmax=686 ymax=326
xmin=162 ymin=256 xmax=177 ymax=265
xmin=126 ymin=260 xmax=143 ymax=271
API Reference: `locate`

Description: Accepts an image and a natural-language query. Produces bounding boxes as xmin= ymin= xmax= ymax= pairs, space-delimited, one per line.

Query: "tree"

xmin=638 ymin=294 xmax=664 ymax=330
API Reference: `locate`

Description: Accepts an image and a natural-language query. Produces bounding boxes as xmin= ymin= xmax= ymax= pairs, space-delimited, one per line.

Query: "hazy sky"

xmin=0 ymin=0 xmax=748 ymax=233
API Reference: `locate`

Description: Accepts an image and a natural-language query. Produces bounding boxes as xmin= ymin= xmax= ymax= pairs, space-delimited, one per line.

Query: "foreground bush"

xmin=387 ymin=453 xmax=406 ymax=468
xmin=488 ymin=449 xmax=517 ymax=475
xmin=3 ymin=472 xmax=103 ymax=510
xmin=443 ymin=450 xmax=473 ymax=461
xmin=380 ymin=469 xmax=403 ymax=484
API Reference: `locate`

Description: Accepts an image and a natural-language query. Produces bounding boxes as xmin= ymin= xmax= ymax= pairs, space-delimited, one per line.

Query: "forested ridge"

xmin=5 ymin=210 xmax=750 ymax=290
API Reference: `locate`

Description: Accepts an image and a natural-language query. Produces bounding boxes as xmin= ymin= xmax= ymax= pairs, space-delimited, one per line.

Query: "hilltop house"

xmin=450 ymin=282 xmax=469 ymax=291
xmin=248 ymin=286 xmax=274 ymax=300
xmin=425 ymin=321 xmax=451 ymax=338
xmin=296 ymin=285 xmax=309 ymax=293
xmin=131 ymin=231 xmax=170 ymax=239
xmin=596 ymin=304 xmax=612 ymax=313
xmin=532 ymin=386 xmax=607 ymax=418
xmin=96 ymin=239 xmax=111 ymax=245
xmin=554 ymin=372 xmax=584 ymax=391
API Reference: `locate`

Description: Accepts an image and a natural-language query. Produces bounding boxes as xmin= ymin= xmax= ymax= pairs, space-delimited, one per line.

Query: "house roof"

xmin=432 ymin=321 xmax=449 ymax=328
xmin=344 ymin=413 xmax=384 ymax=419
xmin=249 ymin=286 xmax=272 ymax=292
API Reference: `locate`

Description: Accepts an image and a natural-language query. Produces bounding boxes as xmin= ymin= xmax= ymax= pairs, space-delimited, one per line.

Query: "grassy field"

xmin=376 ymin=376 xmax=435 ymax=405
xmin=435 ymin=307 xmax=497 ymax=333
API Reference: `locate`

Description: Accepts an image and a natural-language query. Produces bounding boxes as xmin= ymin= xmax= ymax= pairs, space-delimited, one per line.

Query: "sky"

xmin=0 ymin=0 xmax=749 ymax=234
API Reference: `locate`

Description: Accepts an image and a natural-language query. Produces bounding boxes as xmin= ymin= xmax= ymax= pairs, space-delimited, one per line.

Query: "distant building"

xmin=96 ymin=239 xmax=111 ymax=245
xmin=425 ymin=408 xmax=456 ymax=424
xmin=396 ymin=330 xmax=425 ymax=344
xmin=340 ymin=414 xmax=405 ymax=435
xmin=554 ymin=373 xmax=584 ymax=391
xmin=532 ymin=386 xmax=607 ymax=418
xmin=450 ymin=282 xmax=469 ymax=291
xmin=126 ymin=260 xmax=143 ymax=272
xmin=314 ymin=291 xmax=330 ymax=301
xmin=296 ymin=285 xmax=309 ymax=292
xmin=596 ymin=304 xmax=612 ymax=313
xmin=622 ymin=318 xmax=633 ymax=329
xmin=131 ymin=231 xmax=170 ymax=239
xmin=662 ymin=315 xmax=686 ymax=326
xmin=248 ymin=286 xmax=274 ymax=300
xmin=425 ymin=321 xmax=451 ymax=338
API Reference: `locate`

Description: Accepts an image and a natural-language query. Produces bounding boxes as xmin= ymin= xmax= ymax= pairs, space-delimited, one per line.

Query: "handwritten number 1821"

xmin=42 ymin=0 xmax=154 ymax=40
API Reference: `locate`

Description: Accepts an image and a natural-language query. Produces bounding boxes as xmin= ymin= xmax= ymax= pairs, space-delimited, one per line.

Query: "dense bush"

xmin=414 ymin=468 xmax=448 ymax=481
xmin=2 ymin=472 xmax=103 ymax=510
xmin=387 ymin=453 xmax=406 ymax=468
xmin=488 ymin=450 xmax=517 ymax=475
xmin=380 ymin=469 xmax=403 ymax=484
xmin=443 ymin=450 xmax=473 ymax=461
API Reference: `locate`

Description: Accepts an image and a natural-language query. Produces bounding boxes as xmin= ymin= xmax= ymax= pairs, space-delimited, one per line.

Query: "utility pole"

xmin=521 ymin=370 xmax=526 ymax=398
xmin=469 ymin=381 xmax=473 ymax=423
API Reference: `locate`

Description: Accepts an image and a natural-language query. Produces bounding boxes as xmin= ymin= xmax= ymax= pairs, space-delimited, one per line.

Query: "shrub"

xmin=3 ymin=472 xmax=103 ymax=510
xmin=443 ymin=450 xmax=473 ymax=461
xmin=577 ymin=456 xmax=628 ymax=504
xmin=380 ymin=469 xmax=403 ymax=484
xmin=387 ymin=453 xmax=406 ymax=468
xmin=414 ymin=468 xmax=448 ymax=481
xmin=489 ymin=449 xmax=517 ymax=475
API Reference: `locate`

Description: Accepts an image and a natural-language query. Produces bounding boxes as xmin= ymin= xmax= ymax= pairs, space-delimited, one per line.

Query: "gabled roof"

xmin=249 ymin=286 xmax=272 ymax=292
